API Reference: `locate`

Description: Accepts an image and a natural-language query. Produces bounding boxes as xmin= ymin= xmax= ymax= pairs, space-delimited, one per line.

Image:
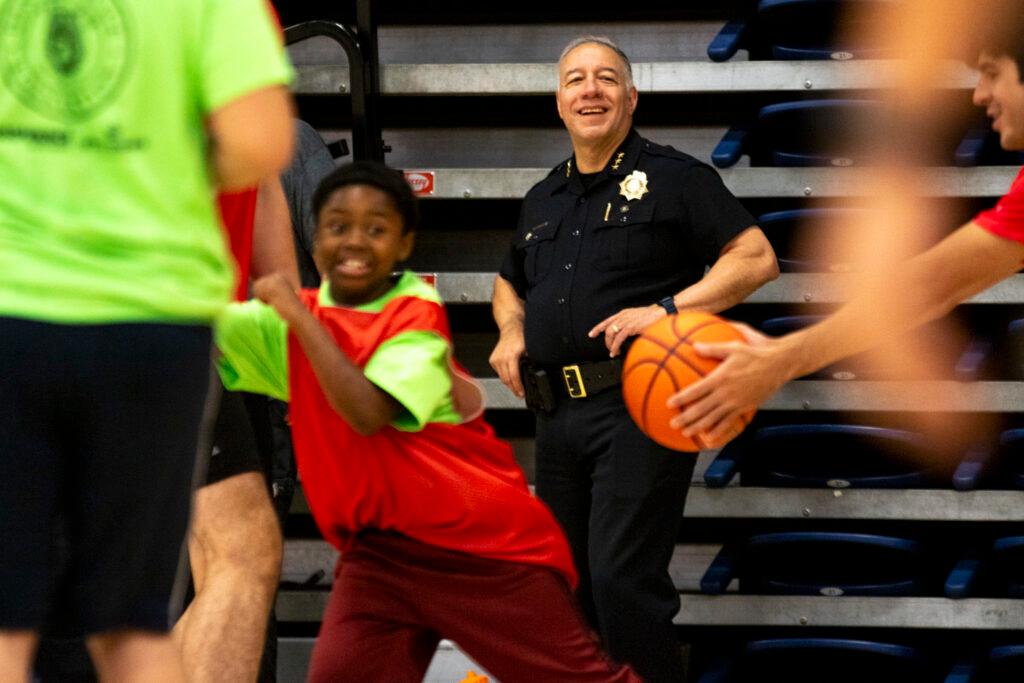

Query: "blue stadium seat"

xmin=754 ymin=311 xmax=1003 ymax=383
xmin=712 ymin=100 xmax=878 ymax=168
xmin=952 ymin=429 xmax=1024 ymax=491
xmin=704 ymin=424 xmax=935 ymax=489
xmin=759 ymin=316 xmax=867 ymax=379
xmin=756 ymin=208 xmax=866 ymax=273
xmin=948 ymin=319 xmax=1024 ymax=383
xmin=984 ymin=645 xmax=1024 ymax=681
xmin=955 ymin=127 xmax=1024 ymax=167
xmin=940 ymin=535 xmax=1024 ymax=598
xmin=695 ymin=638 xmax=969 ymax=683
xmin=700 ymin=531 xmax=932 ymax=596
xmin=707 ymin=0 xmax=899 ymax=62
xmin=991 ymin=537 xmax=1024 ymax=597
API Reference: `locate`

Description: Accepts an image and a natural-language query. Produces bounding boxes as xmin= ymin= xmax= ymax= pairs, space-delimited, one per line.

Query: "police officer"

xmin=490 ymin=36 xmax=778 ymax=681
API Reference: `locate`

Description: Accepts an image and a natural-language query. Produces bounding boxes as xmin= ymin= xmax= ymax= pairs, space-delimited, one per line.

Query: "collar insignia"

xmin=610 ymin=151 xmax=625 ymax=171
xmin=618 ymin=170 xmax=649 ymax=201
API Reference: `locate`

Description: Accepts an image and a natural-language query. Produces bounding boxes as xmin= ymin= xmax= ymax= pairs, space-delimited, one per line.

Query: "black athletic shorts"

xmin=203 ymin=389 xmax=274 ymax=487
xmin=0 ymin=317 xmax=212 ymax=634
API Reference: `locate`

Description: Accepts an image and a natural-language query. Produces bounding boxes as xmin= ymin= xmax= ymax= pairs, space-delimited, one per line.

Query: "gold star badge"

xmin=619 ymin=170 xmax=649 ymax=201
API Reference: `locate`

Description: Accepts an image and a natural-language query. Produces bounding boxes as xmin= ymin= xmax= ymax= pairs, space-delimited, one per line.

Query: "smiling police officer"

xmin=490 ymin=36 xmax=779 ymax=681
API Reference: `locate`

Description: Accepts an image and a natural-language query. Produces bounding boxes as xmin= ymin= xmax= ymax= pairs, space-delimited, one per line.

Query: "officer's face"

xmin=974 ymin=52 xmax=1024 ymax=151
xmin=556 ymin=43 xmax=638 ymax=149
xmin=313 ymin=184 xmax=415 ymax=306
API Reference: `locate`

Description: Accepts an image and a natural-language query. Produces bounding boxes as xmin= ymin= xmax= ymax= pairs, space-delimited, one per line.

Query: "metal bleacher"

xmin=275 ymin=1 xmax=1024 ymax=680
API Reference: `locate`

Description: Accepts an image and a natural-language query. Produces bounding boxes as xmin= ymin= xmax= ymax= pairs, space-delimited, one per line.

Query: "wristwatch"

xmin=657 ymin=296 xmax=677 ymax=315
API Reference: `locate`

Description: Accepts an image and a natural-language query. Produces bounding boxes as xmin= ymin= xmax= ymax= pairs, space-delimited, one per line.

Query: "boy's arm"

xmin=669 ymin=222 xmax=1024 ymax=443
xmin=253 ymin=274 xmax=402 ymax=436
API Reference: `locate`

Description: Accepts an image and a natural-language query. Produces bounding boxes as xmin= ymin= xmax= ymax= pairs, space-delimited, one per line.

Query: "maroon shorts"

xmin=308 ymin=532 xmax=642 ymax=683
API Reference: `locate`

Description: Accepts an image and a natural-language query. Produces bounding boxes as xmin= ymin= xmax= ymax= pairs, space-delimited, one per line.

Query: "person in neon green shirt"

xmin=0 ymin=2 xmax=293 ymax=681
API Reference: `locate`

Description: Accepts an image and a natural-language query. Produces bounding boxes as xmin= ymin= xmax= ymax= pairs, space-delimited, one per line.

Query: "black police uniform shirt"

xmin=500 ymin=129 xmax=756 ymax=367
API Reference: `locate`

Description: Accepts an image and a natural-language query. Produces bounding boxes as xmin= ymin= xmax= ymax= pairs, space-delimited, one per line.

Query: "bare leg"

xmin=87 ymin=631 xmax=184 ymax=683
xmin=0 ymin=631 xmax=37 ymax=683
xmin=172 ymin=472 xmax=281 ymax=683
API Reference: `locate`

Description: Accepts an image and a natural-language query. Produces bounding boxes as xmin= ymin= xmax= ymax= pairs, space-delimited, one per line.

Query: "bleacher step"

xmin=430 ymin=272 xmax=1024 ymax=306
xmin=281 ymin=542 xmax=721 ymax=593
xmin=277 ymin=637 xmax=493 ymax=683
xmin=293 ymin=60 xmax=976 ymax=96
xmin=480 ymin=377 xmax=1024 ymax=412
xmin=323 ymin=166 xmax=1019 ymax=199
xmin=674 ymin=595 xmax=1024 ymax=629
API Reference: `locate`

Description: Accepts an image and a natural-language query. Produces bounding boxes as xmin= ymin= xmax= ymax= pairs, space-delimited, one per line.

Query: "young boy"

xmin=215 ymin=161 xmax=640 ymax=682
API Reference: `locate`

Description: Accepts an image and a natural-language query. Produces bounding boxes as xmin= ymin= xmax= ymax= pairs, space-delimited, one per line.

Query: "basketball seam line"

xmin=634 ymin=318 xmax=721 ymax=442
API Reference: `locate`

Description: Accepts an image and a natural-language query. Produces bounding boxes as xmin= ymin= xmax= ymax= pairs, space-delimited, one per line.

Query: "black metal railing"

xmin=284 ymin=0 xmax=385 ymax=162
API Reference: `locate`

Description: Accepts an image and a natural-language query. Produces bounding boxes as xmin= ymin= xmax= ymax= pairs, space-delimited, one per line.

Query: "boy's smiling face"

xmin=314 ymin=184 xmax=415 ymax=306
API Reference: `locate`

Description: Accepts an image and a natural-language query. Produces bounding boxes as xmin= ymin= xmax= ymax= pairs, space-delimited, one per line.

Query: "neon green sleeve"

xmin=363 ymin=331 xmax=459 ymax=432
xmin=215 ymin=300 xmax=289 ymax=401
xmin=199 ymin=0 xmax=294 ymax=114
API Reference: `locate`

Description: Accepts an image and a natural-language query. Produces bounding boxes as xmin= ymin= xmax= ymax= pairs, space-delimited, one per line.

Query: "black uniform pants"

xmin=535 ymin=387 xmax=696 ymax=683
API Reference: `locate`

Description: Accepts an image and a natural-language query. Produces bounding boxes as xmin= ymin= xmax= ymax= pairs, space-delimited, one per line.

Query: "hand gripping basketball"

xmin=622 ymin=312 xmax=755 ymax=451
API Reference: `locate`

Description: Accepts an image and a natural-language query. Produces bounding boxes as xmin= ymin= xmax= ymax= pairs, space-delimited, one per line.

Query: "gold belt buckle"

xmin=562 ymin=364 xmax=587 ymax=399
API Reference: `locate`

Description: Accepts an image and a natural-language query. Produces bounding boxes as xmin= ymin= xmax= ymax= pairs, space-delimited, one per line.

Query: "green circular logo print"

xmin=0 ymin=0 xmax=133 ymax=123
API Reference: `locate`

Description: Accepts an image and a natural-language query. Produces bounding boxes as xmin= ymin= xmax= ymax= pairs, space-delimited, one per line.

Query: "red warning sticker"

xmin=404 ymin=171 xmax=435 ymax=196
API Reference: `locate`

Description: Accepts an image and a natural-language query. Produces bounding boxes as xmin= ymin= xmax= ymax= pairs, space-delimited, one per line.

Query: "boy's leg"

xmin=308 ymin=550 xmax=439 ymax=683
xmin=430 ymin=563 xmax=640 ymax=682
xmin=354 ymin=533 xmax=641 ymax=682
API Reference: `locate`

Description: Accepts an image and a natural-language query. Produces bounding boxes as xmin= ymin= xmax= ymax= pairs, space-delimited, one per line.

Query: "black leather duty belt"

xmin=520 ymin=357 xmax=623 ymax=413
xmin=554 ymin=358 xmax=623 ymax=399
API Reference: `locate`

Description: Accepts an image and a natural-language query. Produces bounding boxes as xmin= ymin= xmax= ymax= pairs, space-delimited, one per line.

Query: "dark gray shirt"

xmin=281 ymin=120 xmax=337 ymax=287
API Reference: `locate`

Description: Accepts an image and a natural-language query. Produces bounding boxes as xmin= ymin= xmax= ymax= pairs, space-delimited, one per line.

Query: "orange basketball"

xmin=622 ymin=311 xmax=755 ymax=452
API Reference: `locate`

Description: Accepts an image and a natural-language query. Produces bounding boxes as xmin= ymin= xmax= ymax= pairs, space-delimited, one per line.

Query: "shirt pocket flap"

xmin=516 ymin=219 xmax=560 ymax=249
xmin=606 ymin=199 xmax=657 ymax=229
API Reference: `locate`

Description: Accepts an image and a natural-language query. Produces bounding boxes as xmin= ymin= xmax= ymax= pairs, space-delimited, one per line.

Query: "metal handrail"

xmin=284 ymin=12 xmax=385 ymax=161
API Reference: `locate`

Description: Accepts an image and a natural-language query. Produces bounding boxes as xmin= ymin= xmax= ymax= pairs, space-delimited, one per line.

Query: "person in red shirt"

xmin=217 ymin=161 xmax=640 ymax=682
xmin=669 ymin=7 xmax=1024 ymax=443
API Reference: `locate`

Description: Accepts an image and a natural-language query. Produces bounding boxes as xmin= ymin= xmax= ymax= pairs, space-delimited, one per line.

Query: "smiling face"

xmin=974 ymin=52 xmax=1024 ymax=151
xmin=556 ymin=42 xmax=637 ymax=150
xmin=313 ymin=184 xmax=415 ymax=306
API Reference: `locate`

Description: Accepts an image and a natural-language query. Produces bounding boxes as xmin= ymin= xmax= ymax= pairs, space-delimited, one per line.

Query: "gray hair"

xmin=557 ymin=35 xmax=635 ymax=89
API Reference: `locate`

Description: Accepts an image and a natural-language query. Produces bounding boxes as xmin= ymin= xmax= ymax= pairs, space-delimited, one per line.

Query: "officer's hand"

xmin=489 ymin=324 xmax=526 ymax=398
xmin=588 ymin=305 xmax=666 ymax=358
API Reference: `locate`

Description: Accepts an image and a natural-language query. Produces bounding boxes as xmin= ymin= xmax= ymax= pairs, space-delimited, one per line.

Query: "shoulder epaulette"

xmin=641 ymin=140 xmax=702 ymax=166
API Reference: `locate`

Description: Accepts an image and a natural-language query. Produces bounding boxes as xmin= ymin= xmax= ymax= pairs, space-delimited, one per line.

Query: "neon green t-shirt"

xmin=215 ymin=272 xmax=463 ymax=431
xmin=0 ymin=0 xmax=293 ymax=323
